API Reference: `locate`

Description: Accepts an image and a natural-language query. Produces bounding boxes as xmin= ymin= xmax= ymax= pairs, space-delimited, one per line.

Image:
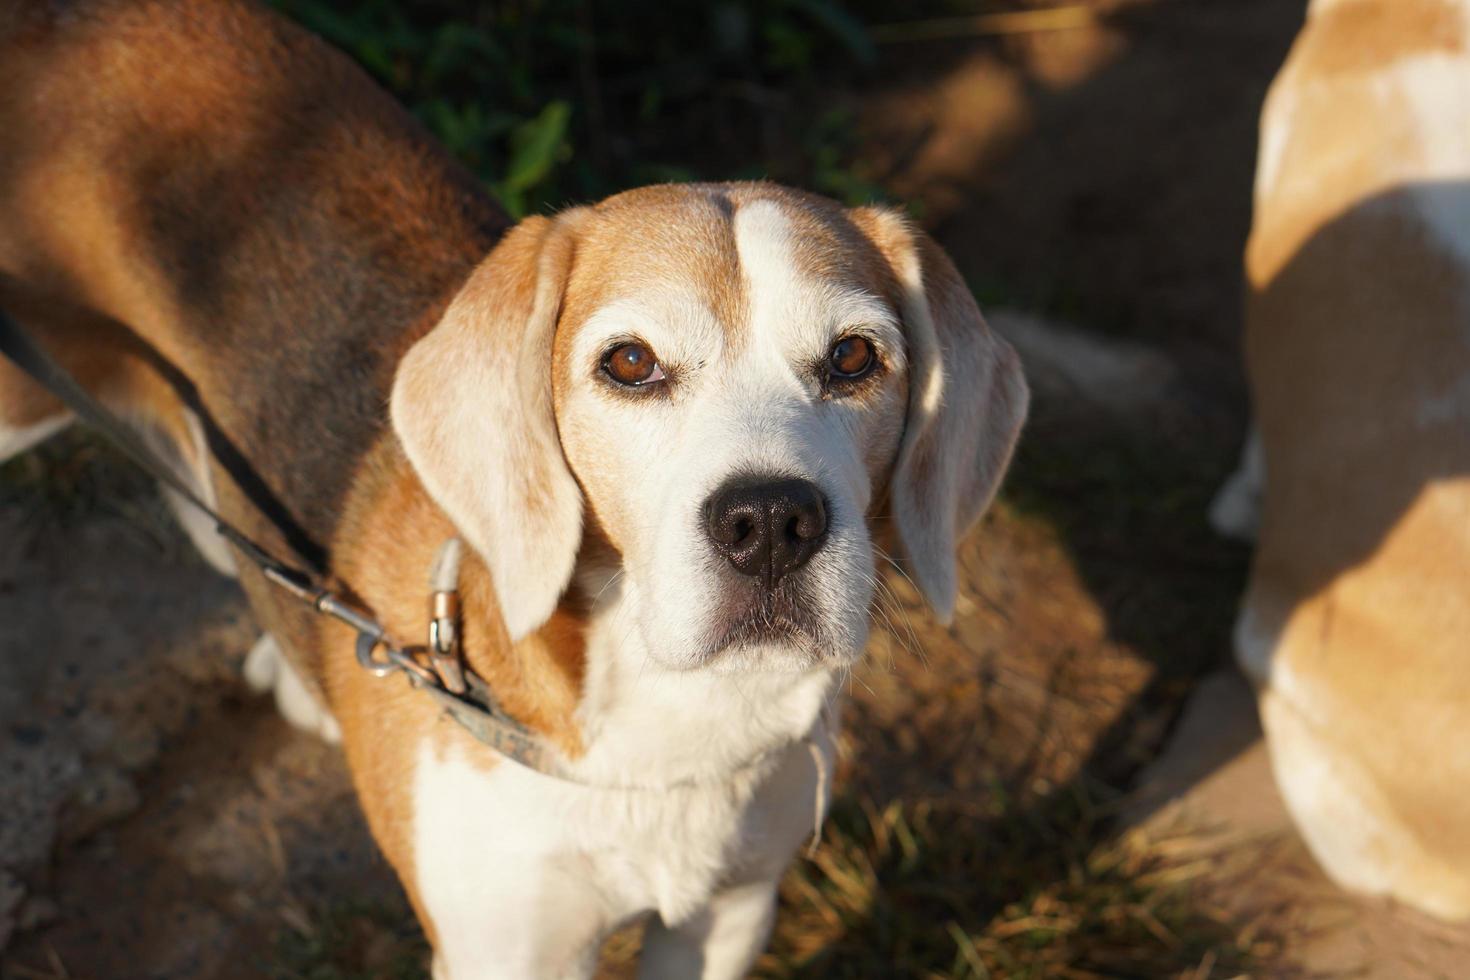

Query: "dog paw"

xmin=244 ymin=634 xmax=341 ymax=744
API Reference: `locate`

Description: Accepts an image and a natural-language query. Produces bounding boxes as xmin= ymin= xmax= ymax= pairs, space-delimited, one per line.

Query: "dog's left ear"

xmin=851 ymin=207 xmax=1029 ymax=625
xmin=391 ymin=212 xmax=587 ymax=642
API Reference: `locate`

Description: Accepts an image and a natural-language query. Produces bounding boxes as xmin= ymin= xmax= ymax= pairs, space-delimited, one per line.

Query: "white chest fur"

xmin=411 ymin=587 xmax=837 ymax=979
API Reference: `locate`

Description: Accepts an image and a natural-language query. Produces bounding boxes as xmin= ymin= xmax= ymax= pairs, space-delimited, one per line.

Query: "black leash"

xmin=0 ymin=307 xmax=565 ymax=775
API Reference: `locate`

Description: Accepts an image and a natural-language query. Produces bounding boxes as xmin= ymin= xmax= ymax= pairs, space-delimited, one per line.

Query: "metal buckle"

xmin=428 ymin=590 xmax=467 ymax=694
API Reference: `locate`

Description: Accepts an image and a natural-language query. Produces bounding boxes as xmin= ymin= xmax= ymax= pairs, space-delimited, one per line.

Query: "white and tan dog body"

xmin=1224 ymin=0 xmax=1470 ymax=921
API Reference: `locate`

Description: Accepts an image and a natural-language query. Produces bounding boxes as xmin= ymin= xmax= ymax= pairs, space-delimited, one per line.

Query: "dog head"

xmin=392 ymin=183 xmax=1026 ymax=670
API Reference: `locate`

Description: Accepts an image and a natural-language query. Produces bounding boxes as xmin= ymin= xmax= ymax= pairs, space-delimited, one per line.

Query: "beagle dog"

xmin=1213 ymin=0 xmax=1470 ymax=921
xmin=0 ymin=1 xmax=1027 ymax=975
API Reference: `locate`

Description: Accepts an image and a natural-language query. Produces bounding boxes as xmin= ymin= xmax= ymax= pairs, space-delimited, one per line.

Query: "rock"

xmin=988 ymin=309 xmax=1178 ymax=418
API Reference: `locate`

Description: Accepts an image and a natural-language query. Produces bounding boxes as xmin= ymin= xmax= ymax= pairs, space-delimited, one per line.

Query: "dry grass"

xmin=754 ymin=792 xmax=1285 ymax=979
xmin=268 ymin=795 xmax=1292 ymax=979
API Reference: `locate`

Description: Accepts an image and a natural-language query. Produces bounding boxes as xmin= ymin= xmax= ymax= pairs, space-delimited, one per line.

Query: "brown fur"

xmin=560 ymin=185 xmax=750 ymax=339
xmin=1297 ymin=0 xmax=1464 ymax=77
xmin=1236 ymin=0 xmax=1470 ymax=919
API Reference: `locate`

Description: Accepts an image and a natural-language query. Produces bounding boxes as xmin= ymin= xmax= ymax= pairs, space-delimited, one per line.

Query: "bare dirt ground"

xmin=4 ymin=1 xmax=1469 ymax=977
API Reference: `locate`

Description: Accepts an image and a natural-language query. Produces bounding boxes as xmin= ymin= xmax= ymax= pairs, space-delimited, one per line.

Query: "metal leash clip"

xmin=353 ymin=538 xmax=468 ymax=693
xmin=354 ymin=630 xmax=439 ymax=686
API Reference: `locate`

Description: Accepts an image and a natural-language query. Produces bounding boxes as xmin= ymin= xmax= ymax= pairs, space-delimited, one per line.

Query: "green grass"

xmin=268 ymin=0 xmax=904 ymax=216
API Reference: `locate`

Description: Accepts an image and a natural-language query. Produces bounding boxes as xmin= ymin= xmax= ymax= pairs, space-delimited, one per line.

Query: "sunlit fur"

xmin=556 ymin=198 xmax=906 ymax=673
xmin=1228 ymin=0 xmax=1470 ymax=922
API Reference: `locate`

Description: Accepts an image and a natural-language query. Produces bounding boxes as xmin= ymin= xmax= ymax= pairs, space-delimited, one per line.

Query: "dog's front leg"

xmin=636 ymin=878 xmax=782 ymax=980
xmin=411 ymin=766 xmax=612 ymax=980
xmin=425 ymin=859 xmax=609 ymax=980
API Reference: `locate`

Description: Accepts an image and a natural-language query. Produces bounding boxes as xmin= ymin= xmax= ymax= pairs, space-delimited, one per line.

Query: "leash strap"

xmin=0 ymin=308 xmax=550 ymax=771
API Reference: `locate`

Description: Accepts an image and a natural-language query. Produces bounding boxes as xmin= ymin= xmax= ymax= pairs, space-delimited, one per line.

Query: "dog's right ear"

xmin=391 ymin=214 xmax=586 ymax=642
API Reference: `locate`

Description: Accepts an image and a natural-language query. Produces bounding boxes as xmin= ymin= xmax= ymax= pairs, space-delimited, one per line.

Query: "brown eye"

xmin=603 ymin=342 xmax=666 ymax=387
xmin=828 ymin=336 xmax=876 ymax=380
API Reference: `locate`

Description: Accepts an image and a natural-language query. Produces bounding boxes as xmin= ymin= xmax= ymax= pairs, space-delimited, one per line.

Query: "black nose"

xmin=704 ymin=477 xmax=829 ymax=587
